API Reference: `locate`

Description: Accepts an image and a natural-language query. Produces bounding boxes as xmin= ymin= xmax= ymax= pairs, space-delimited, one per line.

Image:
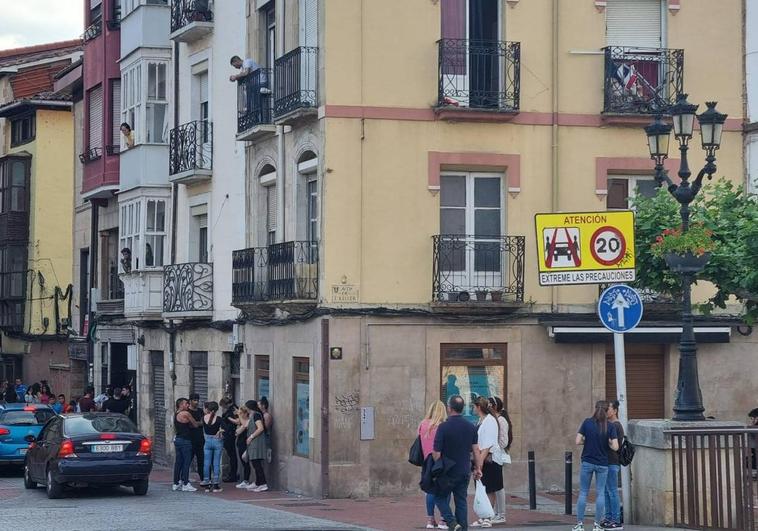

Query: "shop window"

xmin=256 ymin=355 xmax=270 ymax=399
xmin=293 ymin=357 xmax=310 ymax=457
xmin=10 ymin=114 xmax=35 ymax=147
xmin=440 ymin=343 xmax=506 ymax=424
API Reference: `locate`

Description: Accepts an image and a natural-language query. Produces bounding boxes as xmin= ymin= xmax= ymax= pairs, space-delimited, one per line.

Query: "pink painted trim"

xmin=322 ymin=105 xmax=744 ymax=131
xmin=668 ymin=0 xmax=680 ymax=12
xmin=595 ymin=156 xmax=679 ymax=195
xmin=595 ymin=0 xmax=607 ymax=11
xmin=428 ymin=152 xmax=521 ymax=192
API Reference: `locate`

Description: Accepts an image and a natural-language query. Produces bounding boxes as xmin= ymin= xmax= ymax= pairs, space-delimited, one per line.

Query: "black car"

xmin=24 ymin=413 xmax=152 ymax=499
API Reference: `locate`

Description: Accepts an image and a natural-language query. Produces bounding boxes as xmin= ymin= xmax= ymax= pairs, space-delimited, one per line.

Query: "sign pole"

xmin=613 ymin=331 xmax=632 ymax=524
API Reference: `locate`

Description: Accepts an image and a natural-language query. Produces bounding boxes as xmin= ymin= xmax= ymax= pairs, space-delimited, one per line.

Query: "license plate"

xmin=18 ymin=448 xmax=27 ymax=455
xmin=92 ymin=444 xmax=123 ymax=453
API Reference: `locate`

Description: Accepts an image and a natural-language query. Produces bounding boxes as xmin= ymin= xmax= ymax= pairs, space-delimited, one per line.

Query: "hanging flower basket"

xmin=664 ymin=251 xmax=711 ymax=273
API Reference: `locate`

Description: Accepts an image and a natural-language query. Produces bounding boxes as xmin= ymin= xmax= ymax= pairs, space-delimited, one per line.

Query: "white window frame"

xmin=119 ymin=197 xmax=168 ymax=272
xmin=607 ymin=174 xmax=657 ymax=211
xmin=121 ymin=60 xmax=169 ymax=146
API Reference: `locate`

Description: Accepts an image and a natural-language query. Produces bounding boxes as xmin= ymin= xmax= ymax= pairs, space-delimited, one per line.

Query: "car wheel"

xmin=23 ymin=464 xmax=37 ymax=489
xmin=132 ymin=478 xmax=149 ymax=496
xmin=46 ymin=468 xmax=63 ymax=499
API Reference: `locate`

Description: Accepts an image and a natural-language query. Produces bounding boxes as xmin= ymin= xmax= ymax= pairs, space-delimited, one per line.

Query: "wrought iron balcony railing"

xmin=163 ymin=262 xmax=213 ymax=314
xmin=79 ymin=147 xmax=103 ymax=164
xmin=170 ymin=0 xmax=213 ymax=33
xmin=437 ymin=39 xmax=520 ymax=111
xmin=169 ymin=120 xmax=212 ymax=176
xmin=237 ymin=68 xmax=273 ymax=133
xmin=232 ymin=241 xmax=319 ymax=305
xmin=82 ymin=19 xmax=103 ymax=43
xmin=603 ymin=46 xmax=684 ymax=115
xmin=274 ymin=47 xmax=318 ymax=118
xmin=432 ymin=235 xmax=525 ymax=303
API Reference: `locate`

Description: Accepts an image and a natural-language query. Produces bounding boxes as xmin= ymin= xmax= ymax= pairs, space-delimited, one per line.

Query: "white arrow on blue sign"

xmin=598 ymin=284 xmax=644 ymax=333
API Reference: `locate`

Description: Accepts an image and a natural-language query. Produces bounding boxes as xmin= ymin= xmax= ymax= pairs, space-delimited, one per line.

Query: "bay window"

xmin=121 ymin=60 xmax=168 ymax=146
xmin=119 ymin=197 xmax=167 ymax=271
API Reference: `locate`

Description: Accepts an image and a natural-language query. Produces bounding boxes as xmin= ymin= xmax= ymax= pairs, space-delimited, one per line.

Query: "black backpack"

xmin=618 ymin=436 xmax=635 ymax=466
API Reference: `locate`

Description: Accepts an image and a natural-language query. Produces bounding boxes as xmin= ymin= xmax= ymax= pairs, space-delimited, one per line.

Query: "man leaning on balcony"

xmin=230 ymin=55 xmax=271 ymax=118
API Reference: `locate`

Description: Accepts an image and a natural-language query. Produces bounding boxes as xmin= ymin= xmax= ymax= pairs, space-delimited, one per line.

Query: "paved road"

xmin=0 ymin=466 xmax=368 ymax=531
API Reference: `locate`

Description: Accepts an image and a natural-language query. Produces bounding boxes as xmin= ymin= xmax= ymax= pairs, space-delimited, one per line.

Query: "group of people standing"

xmin=418 ymin=395 xmax=513 ymax=531
xmin=1 ymin=378 xmax=74 ymax=414
xmin=172 ymin=394 xmax=273 ymax=494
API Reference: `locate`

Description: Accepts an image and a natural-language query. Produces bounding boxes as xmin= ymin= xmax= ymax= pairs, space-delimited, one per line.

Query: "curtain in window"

xmin=441 ymin=0 xmax=466 ymax=75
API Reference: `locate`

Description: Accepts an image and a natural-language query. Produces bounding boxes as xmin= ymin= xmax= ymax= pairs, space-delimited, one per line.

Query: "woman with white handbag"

xmin=470 ymin=397 xmax=505 ymax=528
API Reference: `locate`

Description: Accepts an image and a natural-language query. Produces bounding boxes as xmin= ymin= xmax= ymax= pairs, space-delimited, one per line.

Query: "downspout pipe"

xmin=169 ymin=40 xmax=180 ymax=383
xmin=275 ymin=0 xmax=286 ymax=243
xmin=550 ymin=0 xmax=559 ymax=311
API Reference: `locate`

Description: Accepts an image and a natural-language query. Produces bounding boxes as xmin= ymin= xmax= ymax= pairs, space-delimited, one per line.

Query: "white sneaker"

xmin=437 ymin=523 xmax=448 ymax=530
xmin=253 ymin=484 xmax=268 ymax=492
xmin=572 ymin=524 xmax=585 ymax=531
xmin=181 ymin=482 xmax=197 ymax=492
xmin=592 ymin=524 xmax=603 ymax=531
xmin=171 ymin=483 xmax=181 ymax=491
xmin=235 ymin=481 xmax=249 ymax=489
xmin=471 ymin=520 xmax=491 ymax=528
xmin=491 ymin=514 xmax=506 ymax=524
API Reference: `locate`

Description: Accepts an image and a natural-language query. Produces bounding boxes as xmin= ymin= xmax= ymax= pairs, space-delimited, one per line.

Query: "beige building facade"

xmin=229 ymin=0 xmax=753 ymax=498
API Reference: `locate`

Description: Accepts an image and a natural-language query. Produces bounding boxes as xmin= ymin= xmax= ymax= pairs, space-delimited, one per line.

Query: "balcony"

xmin=82 ymin=19 xmax=103 ymax=43
xmin=0 ymin=271 xmax=26 ymax=333
xmin=432 ymin=235 xmax=525 ymax=306
xmin=603 ymin=46 xmax=684 ymax=119
xmin=273 ymin=47 xmax=318 ymax=123
xmin=162 ymin=262 xmax=213 ymax=318
xmin=79 ymin=147 xmax=103 ymax=164
xmin=232 ymin=241 xmax=318 ymax=307
xmin=436 ymin=39 xmax=520 ymax=121
xmin=236 ymin=68 xmax=275 ymax=142
xmin=97 ymin=265 xmax=125 ymax=317
xmin=170 ymin=0 xmax=213 ymax=43
xmin=169 ymin=120 xmax=212 ymax=184
xmin=123 ymin=270 xmax=163 ymax=320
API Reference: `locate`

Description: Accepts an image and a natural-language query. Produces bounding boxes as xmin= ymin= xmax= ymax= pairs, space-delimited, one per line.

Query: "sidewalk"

xmin=150 ymin=469 xmax=682 ymax=530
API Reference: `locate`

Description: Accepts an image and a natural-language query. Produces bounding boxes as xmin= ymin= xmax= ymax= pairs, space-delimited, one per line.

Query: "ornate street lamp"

xmin=644 ymin=94 xmax=727 ymax=421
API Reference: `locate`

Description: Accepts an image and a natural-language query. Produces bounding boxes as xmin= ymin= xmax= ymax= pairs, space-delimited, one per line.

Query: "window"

xmin=441 ymin=344 xmax=506 ymax=424
xmin=293 ymin=358 xmax=310 ymax=456
xmin=79 ymin=248 xmax=90 ymax=334
xmin=144 ymin=199 xmax=166 ymax=267
xmin=606 ymin=0 xmax=663 ymax=48
xmin=0 ymin=158 xmax=29 ymax=213
xmin=189 ymin=203 xmax=208 ymax=263
xmin=439 ymin=172 xmax=504 ymax=288
xmin=88 ymin=85 xmax=104 ymax=150
xmin=0 ymin=246 xmax=27 ymax=300
xmin=112 ymin=0 xmax=122 ymax=22
xmin=190 ymin=351 xmax=208 ymax=403
xmin=89 ymin=0 xmax=103 ymax=25
xmin=122 ymin=66 xmax=141 ymax=144
xmin=227 ymin=351 xmax=241 ymax=404
xmin=120 ymin=197 xmax=166 ymax=270
xmin=123 ymin=0 xmax=168 ymax=16
xmin=10 ymin=114 xmax=35 ymax=147
xmin=119 ymin=201 xmax=141 ymax=271
xmin=607 ymin=176 xmax=657 ymax=210
xmin=146 ymin=62 xmax=167 ymax=143
xmin=263 ymin=4 xmax=276 ymax=69
xmin=256 ymin=355 xmax=270 ymax=399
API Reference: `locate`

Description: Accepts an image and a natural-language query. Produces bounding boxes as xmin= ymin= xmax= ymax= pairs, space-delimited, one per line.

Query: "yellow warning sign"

xmin=534 ymin=211 xmax=636 ymax=286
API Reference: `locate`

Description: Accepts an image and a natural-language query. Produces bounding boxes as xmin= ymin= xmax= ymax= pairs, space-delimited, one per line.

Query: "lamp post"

xmin=643 ymin=94 xmax=727 ymax=422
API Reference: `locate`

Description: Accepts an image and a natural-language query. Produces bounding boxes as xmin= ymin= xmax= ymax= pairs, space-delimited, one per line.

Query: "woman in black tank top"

xmin=202 ymin=401 xmax=224 ymax=492
xmin=173 ymin=398 xmax=199 ymax=490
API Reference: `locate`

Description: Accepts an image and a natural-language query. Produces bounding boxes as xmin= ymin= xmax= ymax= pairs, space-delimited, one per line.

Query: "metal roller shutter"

xmin=151 ymin=353 xmax=167 ymax=465
xmin=191 ymin=368 xmax=208 ymax=403
xmin=606 ymin=344 xmax=665 ymax=419
xmin=267 ymin=185 xmax=277 ymax=235
xmin=111 ymin=80 xmax=121 ymax=147
xmin=89 ymin=85 xmax=103 ymax=149
xmin=606 ymin=0 xmax=662 ymax=48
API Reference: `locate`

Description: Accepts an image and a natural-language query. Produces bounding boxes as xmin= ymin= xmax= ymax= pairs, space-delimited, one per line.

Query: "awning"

xmin=547 ymin=325 xmax=732 ymax=344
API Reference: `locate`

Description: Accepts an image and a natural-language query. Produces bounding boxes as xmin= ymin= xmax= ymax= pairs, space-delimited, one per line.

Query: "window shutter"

xmin=304 ymin=0 xmax=318 ymax=47
xmin=606 ymin=344 xmax=665 ymax=419
xmin=441 ymin=0 xmax=465 ymax=40
xmin=91 ymin=0 xmax=102 ymax=7
xmin=89 ymin=85 xmax=103 ymax=150
xmin=266 ymin=185 xmax=277 ymax=233
xmin=111 ymin=80 xmax=121 ymax=147
xmin=606 ymin=0 xmax=662 ymax=48
xmin=607 ymin=178 xmax=629 ymax=209
xmin=199 ymin=73 xmax=209 ymax=104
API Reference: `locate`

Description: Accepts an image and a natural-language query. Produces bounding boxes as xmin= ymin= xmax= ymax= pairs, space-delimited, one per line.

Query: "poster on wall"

xmin=257 ymin=376 xmax=270 ymax=400
xmin=295 ymin=381 xmax=310 ymax=456
xmin=441 ymin=366 xmax=504 ymax=424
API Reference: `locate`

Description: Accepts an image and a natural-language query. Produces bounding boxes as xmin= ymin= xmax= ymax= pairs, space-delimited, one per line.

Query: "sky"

xmin=0 ymin=0 xmax=83 ymax=51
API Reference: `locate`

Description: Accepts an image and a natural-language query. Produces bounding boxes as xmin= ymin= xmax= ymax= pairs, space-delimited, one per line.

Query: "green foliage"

xmin=650 ymin=224 xmax=716 ymax=258
xmin=630 ymin=179 xmax=758 ymax=323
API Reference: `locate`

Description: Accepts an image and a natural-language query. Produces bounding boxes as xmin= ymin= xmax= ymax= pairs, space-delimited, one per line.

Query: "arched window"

xmin=297 ymin=152 xmax=318 ymax=244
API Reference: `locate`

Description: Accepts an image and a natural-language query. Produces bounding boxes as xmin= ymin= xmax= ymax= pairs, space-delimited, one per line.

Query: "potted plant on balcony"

xmin=650 ymin=223 xmax=716 ymax=273
xmin=490 ymin=290 xmax=504 ymax=302
xmin=475 ymin=289 xmax=488 ymax=302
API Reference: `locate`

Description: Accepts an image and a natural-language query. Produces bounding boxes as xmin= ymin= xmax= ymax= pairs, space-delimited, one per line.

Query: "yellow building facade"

xmin=233 ymin=0 xmax=752 ymax=498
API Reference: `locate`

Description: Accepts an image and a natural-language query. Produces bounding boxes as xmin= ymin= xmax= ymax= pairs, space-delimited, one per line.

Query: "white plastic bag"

xmin=473 ymin=479 xmax=495 ymax=519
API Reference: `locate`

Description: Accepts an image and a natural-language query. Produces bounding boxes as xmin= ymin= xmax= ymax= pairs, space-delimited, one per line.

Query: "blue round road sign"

xmin=598 ymin=284 xmax=643 ymax=333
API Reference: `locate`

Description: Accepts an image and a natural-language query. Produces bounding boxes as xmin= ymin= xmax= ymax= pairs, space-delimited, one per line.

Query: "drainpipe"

xmin=87 ymin=199 xmax=101 ymax=389
xmin=550 ymin=0 xmax=560 ymax=311
xmin=275 ymin=0 xmax=286 ymax=243
xmin=169 ymin=40 xmax=180 ymax=385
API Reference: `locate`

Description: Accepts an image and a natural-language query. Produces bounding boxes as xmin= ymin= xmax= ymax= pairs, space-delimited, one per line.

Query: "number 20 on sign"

xmin=534 ymin=211 xmax=636 ymax=286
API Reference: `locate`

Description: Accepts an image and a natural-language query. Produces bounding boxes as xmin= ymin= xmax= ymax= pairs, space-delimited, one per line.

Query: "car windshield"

xmin=0 ymin=409 xmax=55 ymax=426
xmin=65 ymin=415 xmax=138 ymax=436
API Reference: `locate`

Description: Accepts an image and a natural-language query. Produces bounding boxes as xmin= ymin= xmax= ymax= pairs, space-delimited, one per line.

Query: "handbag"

xmin=473 ymin=479 xmax=496 ymax=519
xmin=619 ymin=436 xmax=635 ymax=466
xmin=408 ymin=435 xmax=424 ymax=466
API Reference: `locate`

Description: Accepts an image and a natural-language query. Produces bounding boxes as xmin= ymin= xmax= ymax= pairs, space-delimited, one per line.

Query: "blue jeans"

xmin=426 ymin=491 xmax=450 ymax=518
xmin=435 ymin=474 xmax=470 ymax=530
xmin=604 ymin=464 xmax=621 ymax=523
xmin=204 ymin=437 xmax=223 ymax=484
xmin=173 ymin=437 xmax=193 ymax=484
xmin=576 ymin=461 xmax=608 ymax=523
